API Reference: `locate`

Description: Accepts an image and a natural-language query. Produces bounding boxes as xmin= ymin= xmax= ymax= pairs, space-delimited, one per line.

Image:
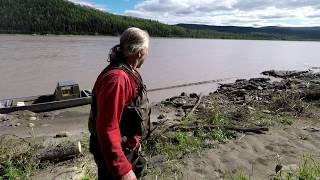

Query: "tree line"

xmin=0 ymin=0 xmax=289 ymax=40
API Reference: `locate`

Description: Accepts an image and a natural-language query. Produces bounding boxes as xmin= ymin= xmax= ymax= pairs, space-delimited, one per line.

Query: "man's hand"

xmin=120 ymin=170 xmax=137 ymax=180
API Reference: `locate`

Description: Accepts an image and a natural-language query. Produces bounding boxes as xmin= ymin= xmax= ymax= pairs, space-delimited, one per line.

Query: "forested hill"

xmin=0 ymin=0 xmax=250 ymax=39
xmin=0 ymin=0 xmax=319 ymax=40
xmin=178 ymin=24 xmax=320 ymax=40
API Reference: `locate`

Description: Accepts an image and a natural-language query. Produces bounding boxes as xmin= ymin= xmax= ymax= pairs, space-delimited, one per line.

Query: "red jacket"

xmin=94 ymin=68 xmax=141 ymax=177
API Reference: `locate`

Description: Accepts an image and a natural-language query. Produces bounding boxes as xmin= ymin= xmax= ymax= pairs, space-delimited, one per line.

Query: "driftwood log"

xmin=170 ymin=125 xmax=269 ymax=134
xmin=148 ymin=78 xmax=232 ymax=92
xmin=38 ymin=141 xmax=82 ymax=162
xmin=185 ymin=93 xmax=203 ymax=117
xmin=300 ymin=88 xmax=320 ymax=100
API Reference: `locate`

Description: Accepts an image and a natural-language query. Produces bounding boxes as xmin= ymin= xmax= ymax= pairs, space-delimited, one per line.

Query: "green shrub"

xmin=274 ymin=157 xmax=320 ymax=179
xmin=278 ymin=116 xmax=294 ymax=125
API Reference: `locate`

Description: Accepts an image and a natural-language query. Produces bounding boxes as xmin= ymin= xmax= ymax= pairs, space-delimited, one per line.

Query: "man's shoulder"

xmin=106 ymin=69 xmax=130 ymax=77
xmin=98 ymin=69 xmax=131 ymax=84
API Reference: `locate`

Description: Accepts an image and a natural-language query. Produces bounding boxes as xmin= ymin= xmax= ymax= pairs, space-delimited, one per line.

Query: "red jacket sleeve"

xmin=95 ymin=70 xmax=134 ymax=177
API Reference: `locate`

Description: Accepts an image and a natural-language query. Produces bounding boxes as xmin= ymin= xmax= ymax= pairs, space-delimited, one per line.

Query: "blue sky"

xmin=93 ymin=0 xmax=141 ymax=14
xmin=70 ymin=0 xmax=320 ymax=27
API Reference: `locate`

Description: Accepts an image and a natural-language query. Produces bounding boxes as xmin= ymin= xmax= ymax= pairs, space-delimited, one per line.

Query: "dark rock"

xmin=262 ymin=70 xmax=309 ymax=78
xmin=234 ymin=100 xmax=245 ymax=104
xmin=169 ymin=96 xmax=181 ymax=101
xmin=180 ymin=92 xmax=187 ymax=96
xmin=28 ymin=123 xmax=35 ymax=128
xmin=182 ymin=104 xmax=194 ymax=109
xmin=275 ymin=164 xmax=282 ymax=173
xmin=303 ymin=127 xmax=320 ymax=132
xmin=149 ymin=155 xmax=167 ymax=166
xmin=310 ymin=80 xmax=320 ymax=85
xmin=249 ymin=77 xmax=271 ymax=83
xmin=161 ymin=101 xmax=173 ymax=106
xmin=219 ymin=83 xmax=233 ymax=87
xmin=235 ymin=79 xmax=247 ymax=83
xmin=244 ymin=95 xmax=253 ymax=103
xmin=28 ymin=116 xmax=37 ymax=121
xmin=42 ymin=112 xmax=52 ymax=118
xmin=242 ymin=84 xmax=258 ymax=90
xmin=175 ymin=112 xmax=185 ymax=117
xmin=157 ymin=114 xmax=166 ymax=119
xmin=231 ymin=89 xmax=247 ymax=96
xmin=0 ymin=114 xmax=7 ymax=121
xmin=198 ymin=104 xmax=206 ymax=110
xmin=172 ymin=98 xmax=187 ymax=107
xmin=15 ymin=110 xmax=36 ymax=118
xmin=189 ymin=93 xmax=198 ymax=98
xmin=1 ymin=114 xmax=16 ymax=122
xmin=55 ymin=131 xmax=71 ymax=138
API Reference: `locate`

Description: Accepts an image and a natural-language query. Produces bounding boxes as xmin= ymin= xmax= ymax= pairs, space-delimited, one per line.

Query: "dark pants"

xmin=90 ymin=135 xmax=146 ymax=180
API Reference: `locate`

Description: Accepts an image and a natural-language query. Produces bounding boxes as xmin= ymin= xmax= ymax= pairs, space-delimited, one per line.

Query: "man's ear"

xmin=137 ymin=50 xmax=143 ymax=59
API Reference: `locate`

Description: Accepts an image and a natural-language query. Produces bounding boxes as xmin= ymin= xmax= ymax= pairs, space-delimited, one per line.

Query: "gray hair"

xmin=120 ymin=27 xmax=150 ymax=58
xmin=108 ymin=27 xmax=149 ymax=63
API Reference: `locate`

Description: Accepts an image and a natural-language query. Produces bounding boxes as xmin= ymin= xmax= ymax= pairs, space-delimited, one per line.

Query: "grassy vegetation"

xmin=79 ymin=158 xmax=97 ymax=180
xmin=278 ymin=116 xmax=294 ymax=125
xmin=142 ymin=97 xmax=307 ymax=178
xmin=79 ymin=135 xmax=97 ymax=180
xmin=81 ymin=134 xmax=90 ymax=154
xmin=144 ymin=101 xmax=299 ymax=160
xmin=0 ymin=135 xmax=41 ymax=179
xmin=0 ymin=132 xmax=94 ymax=180
xmin=269 ymin=90 xmax=307 ymax=116
xmin=233 ymin=173 xmax=250 ymax=180
xmin=144 ymin=106 xmax=234 ymax=161
xmin=230 ymin=157 xmax=320 ymax=180
xmin=273 ymin=157 xmax=320 ymax=180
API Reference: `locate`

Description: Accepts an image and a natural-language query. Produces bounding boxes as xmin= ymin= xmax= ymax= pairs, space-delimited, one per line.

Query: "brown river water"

xmin=0 ymin=35 xmax=320 ymax=102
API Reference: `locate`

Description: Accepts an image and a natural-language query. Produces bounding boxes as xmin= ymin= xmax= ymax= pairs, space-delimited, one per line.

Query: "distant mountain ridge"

xmin=177 ymin=24 xmax=320 ymax=40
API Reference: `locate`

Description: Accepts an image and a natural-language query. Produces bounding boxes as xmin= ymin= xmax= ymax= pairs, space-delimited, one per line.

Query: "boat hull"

xmin=0 ymin=97 xmax=92 ymax=114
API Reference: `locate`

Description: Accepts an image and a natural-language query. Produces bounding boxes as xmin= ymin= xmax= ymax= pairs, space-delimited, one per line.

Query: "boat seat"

xmin=17 ymin=102 xmax=25 ymax=107
xmin=0 ymin=100 xmax=13 ymax=108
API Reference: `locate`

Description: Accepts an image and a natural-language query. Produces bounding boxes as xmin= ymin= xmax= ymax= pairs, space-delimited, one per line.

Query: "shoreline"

xmin=1 ymin=33 xmax=320 ymax=42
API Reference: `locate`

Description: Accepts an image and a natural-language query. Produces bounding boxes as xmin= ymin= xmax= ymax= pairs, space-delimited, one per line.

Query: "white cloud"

xmin=68 ymin=0 xmax=106 ymax=11
xmin=125 ymin=0 xmax=320 ymax=26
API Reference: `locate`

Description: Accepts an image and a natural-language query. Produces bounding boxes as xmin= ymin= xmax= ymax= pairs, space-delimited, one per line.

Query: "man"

xmin=89 ymin=27 xmax=151 ymax=180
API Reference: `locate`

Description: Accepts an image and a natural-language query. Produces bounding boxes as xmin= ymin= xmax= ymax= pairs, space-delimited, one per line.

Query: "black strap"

xmin=101 ymin=63 xmax=143 ymax=95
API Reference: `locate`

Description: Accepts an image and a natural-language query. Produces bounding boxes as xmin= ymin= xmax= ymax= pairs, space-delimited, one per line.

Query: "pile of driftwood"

xmin=152 ymin=93 xmax=270 ymax=136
